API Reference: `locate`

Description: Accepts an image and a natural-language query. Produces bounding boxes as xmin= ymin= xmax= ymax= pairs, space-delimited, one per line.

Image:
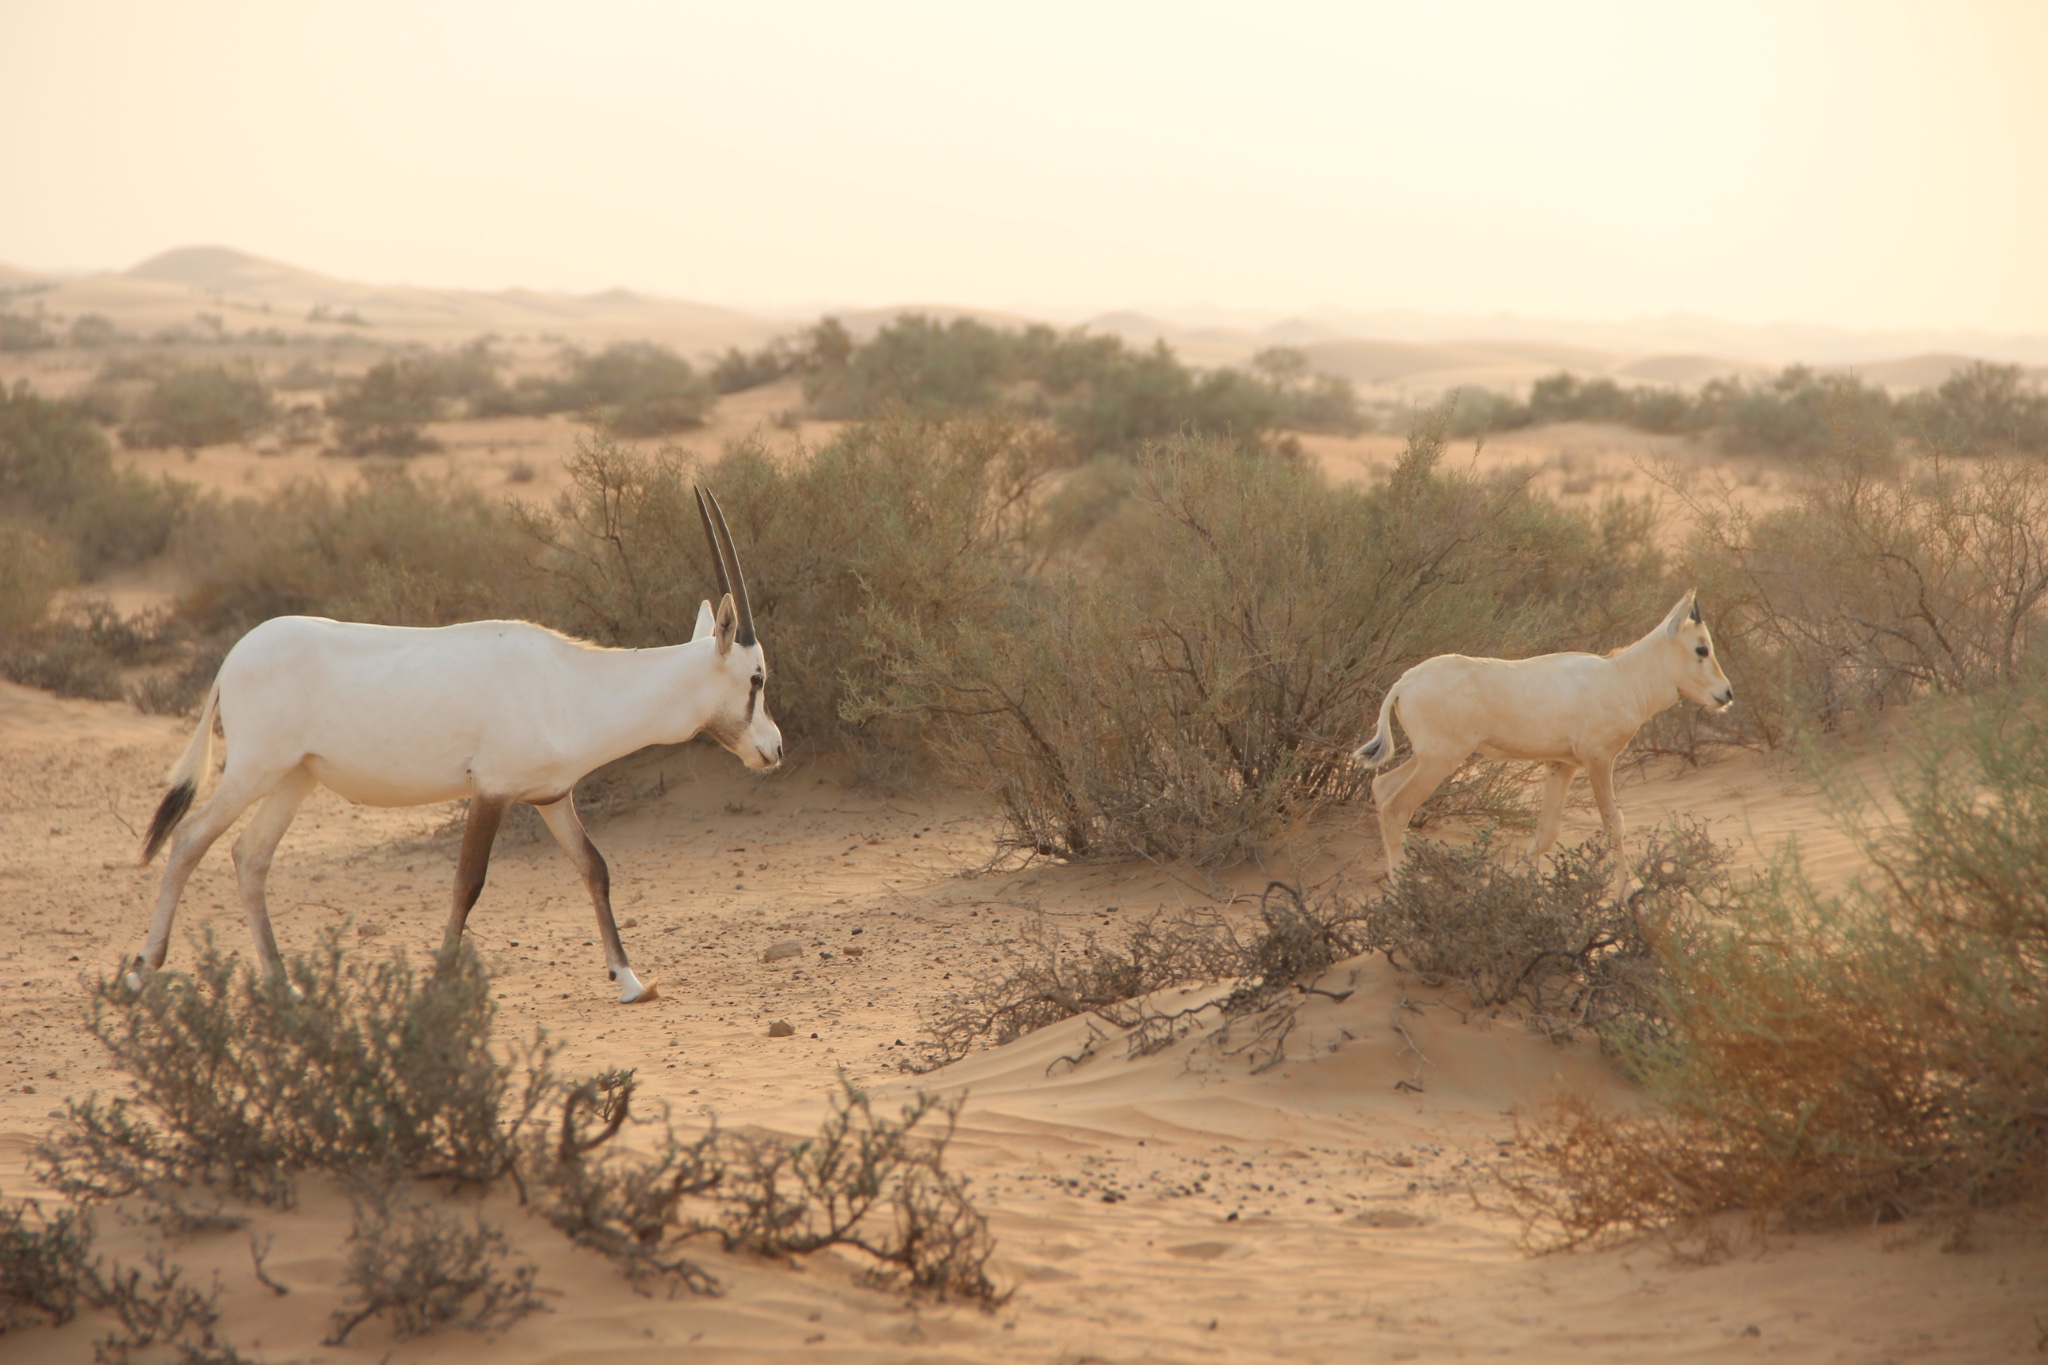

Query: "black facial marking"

xmin=747 ymin=673 xmax=763 ymax=721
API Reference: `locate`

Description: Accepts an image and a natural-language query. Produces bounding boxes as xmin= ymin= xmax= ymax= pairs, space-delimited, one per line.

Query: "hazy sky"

xmin=4 ymin=0 xmax=2046 ymax=331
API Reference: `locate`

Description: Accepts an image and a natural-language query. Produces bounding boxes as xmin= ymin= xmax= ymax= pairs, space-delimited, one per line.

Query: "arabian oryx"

xmin=131 ymin=488 xmax=781 ymax=1003
xmin=1354 ymin=590 xmax=1733 ymax=892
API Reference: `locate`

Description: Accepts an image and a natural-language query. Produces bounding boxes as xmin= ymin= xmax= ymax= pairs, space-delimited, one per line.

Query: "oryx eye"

xmin=1695 ymin=645 xmax=1710 ymax=658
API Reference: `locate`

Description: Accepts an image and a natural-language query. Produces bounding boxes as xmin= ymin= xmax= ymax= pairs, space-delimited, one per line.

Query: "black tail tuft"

xmin=141 ymin=781 xmax=195 ymax=863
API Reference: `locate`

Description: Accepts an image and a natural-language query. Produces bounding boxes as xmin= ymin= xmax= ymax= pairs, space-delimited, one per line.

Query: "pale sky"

xmin=4 ymin=0 xmax=2046 ymax=331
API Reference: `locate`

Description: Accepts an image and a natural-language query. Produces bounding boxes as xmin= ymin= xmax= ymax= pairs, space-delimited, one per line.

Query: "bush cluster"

xmin=1507 ymin=682 xmax=2048 ymax=1246
xmin=797 ymin=313 xmax=1362 ymax=454
xmin=121 ymin=364 xmax=279 ymax=451
xmin=865 ymin=409 xmax=1669 ymax=861
xmin=1449 ymin=361 xmax=2048 ymax=459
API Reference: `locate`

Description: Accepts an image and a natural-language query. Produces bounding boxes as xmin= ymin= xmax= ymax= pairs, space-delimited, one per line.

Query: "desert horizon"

xmin=6 ymin=3 xmax=2047 ymax=1361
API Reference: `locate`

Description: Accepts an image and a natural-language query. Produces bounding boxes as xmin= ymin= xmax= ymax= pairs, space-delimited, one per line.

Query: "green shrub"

xmin=1509 ymin=683 xmax=2048 ymax=1245
xmin=173 ymin=467 xmax=538 ymax=635
xmin=124 ymin=364 xmax=277 ymax=450
xmin=326 ymin=357 xmax=445 ymax=456
xmin=540 ymin=341 xmax=716 ymax=435
xmin=0 ymin=518 xmax=71 ymax=638
xmin=709 ymin=338 xmax=804 ymax=394
xmin=1897 ymin=361 xmax=2048 ymax=456
xmin=1676 ymin=451 xmax=2048 ymax=744
xmin=1695 ymin=366 xmax=1893 ymax=460
xmin=0 ymin=313 xmax=55 ymax=351
xmin=865 ymin=410 xmax=1670 ymax=862
xmin=1 ymin=1196 xmax=94 ymax=1331
xmin=1 ymin=381 xmax=186 ymax=576
xmin=39 ymin=932 xmax=552 ymax=1205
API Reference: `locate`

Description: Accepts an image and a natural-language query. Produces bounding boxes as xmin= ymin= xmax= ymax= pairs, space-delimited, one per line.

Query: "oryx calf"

xmin=1354 ymin=591 xmax=1733 ymax=889
xmin=132 ymin=488 xmax=781 ymax=1002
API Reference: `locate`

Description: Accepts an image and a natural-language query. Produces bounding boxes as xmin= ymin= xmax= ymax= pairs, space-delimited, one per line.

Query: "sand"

xmin=3 ymin=674 xmax=2044 ymax=1363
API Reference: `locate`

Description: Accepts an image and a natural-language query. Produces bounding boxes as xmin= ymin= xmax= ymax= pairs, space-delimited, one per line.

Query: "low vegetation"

xmin=1506 ymin=681 xmax=2048 ymax=1247
xmin=1450 ymin=361 xmax=2048 ymax=459
xmin=5 ymin=930 xmax=1003 ymax=1356
xmin=123 ymin=363 xmax=279 ymax=451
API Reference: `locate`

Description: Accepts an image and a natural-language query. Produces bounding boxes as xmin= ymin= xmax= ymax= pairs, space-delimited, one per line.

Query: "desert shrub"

xmin=867 ymin=410 xmax=1670 ymax=862
xmin=419 ymin=337 xmax=510 ymax=417
xmin=804 ymin=315 xmax=1030 ymax=418
xmin=528 ymin=1071 xmax=1003 ymax=1303
xmin=325 ymin=357 xmax=444 ymax=455
xmin=1363 ymin=823 xmax=1727 ymax=1046
xmin=68 ymin=314 xmax=122 ymax=348
xmin=0 ymin=312 xmax=55 ymax=351
xmin=1 ymin=1196 xmax=94 ymax=1331
xmin=1251 ymin=348 xmax=1368 ymax=435
xmin=38 ymin=932 xmax=554 ymax=1206
xmin=0 ymin=518 xmax=70 ymax=637
xmin=1508 ymin=685 xmax=2048 ymax=1246
xmin=1675 ymin=451 xmax=2048 ymax=744
xmin=709 ymin=337 xmax=805 ymax=394
xmin=3 ymin=382 xmax=190 ymax=579
xmin=272 ymin=358 xmax=333 ymax=392
xmin=521 ymin=416 xmax=1050 ymax=763
xmin=326 ymin=1183 xmax=543 ymax=1346
xmin=124 ymin=364 xmax=277 ymax=451
xmin=173 ymin=466 xmax=538 ymax=634
xmin=1445 ymin=386 xmax=1531 ymax=437
xmin=915 ymin=911 xmax=1241 ymax=1068
xmin=533 ymin=341 xmax=715 ymax=435
xmin=1694 ymin=366 xmax=1894 ymax=460
xmin=1057 ymin=341 xmax=1280 ymax=456
xmin=1896 ymin=360 xmax=2048 ymax=456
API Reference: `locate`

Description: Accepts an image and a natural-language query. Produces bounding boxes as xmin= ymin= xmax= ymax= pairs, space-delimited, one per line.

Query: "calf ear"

xmin=691 ymin=600 xmax=716 ymax=642
xmin=715 ymin=593 xmax=739 ymax=656
xmin=1663 ymin=589 xmax=1699 ymax=636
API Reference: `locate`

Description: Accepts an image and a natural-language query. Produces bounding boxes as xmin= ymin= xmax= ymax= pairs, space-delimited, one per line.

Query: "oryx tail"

xmin=1355 ymin=681 xmax=1402 ymax=766
xmin=142 ymin=676 xmax=220 ymax=862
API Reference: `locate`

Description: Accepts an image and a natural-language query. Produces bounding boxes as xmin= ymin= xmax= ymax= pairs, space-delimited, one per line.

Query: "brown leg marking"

xmin=442 ymin=795 xmax=510 ymax=958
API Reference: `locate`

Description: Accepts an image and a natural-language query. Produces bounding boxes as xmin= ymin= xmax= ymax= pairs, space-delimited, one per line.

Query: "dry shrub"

xmin=1 ymin=1197 xmax=249 ymax=1364
xmin=521 ymin=417 xmax=1050 ymax=768
xmin=527 ymin=1072 xmax=1004 ymax=1304
xmin=172 ymin=466 xmax=541 ymax=635
xmin=1365 ymin=823 xmax=1727 ymax=1045
xmin=326 ymin=1182 xmax=544 ymax=1346
xmin=1507 ymin=685 xmax=2048 ymax=1246
xmin=39 ymin=932 xmax=553 ymax=1205
xmin=1676 ymin=450 xmax=2048 ymax=746
xmin=1 ymin=1196 xmax=94 ymax=1331
xmin=914 ymin=912 xmax=1241 ymax=1069
xmin=870 ymin=410 xmax=1669 ymax=861
xmin=0 ymin=518 xmax=72 ymax=637
xmin=1 ymin=601 xmax=181 ymax=702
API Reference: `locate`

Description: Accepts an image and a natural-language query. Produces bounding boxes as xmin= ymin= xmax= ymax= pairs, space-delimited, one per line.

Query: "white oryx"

xmin=1355 ymin=591 xmax=1733 ymax=890
xmin=132 ymin=487 xmax=781 ymax=1003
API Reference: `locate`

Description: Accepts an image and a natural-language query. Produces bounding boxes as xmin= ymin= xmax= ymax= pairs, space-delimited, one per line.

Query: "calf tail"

xmin=1354 ymin=681 xmax=1401 ymax=767
xmin=142 ymin=677 xmax=220 ymax=863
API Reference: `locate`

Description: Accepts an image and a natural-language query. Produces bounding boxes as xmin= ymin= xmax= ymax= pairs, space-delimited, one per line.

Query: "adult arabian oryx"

xmin=1354 ymin=591 xmax=1733 ymax=891
xmin=131 ymin=487 xmax=781 ymax=1003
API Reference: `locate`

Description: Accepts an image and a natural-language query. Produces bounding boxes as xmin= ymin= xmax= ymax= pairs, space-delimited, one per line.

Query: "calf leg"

xmin=230 ymin=766 xmax=315 ymax=980
xmin=1528 ymin=761 xmax=1579 ymax=861
xmin=1583 ymin=755 xmax=1629 ymax=899
xmin=131 ymin=770 xmax=279 ymax=989
xmin=534 ymin=796 xmax=653 ymax=1003
xmin=441 ymin=795 xmax=510 ymax=959
xmin=1374 ymin=752 xmax=1463 ymax=882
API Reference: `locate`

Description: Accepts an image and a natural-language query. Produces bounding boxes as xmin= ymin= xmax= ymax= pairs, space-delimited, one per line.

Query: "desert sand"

xmin=3 ymin=669 xmax=2045 ymax=1362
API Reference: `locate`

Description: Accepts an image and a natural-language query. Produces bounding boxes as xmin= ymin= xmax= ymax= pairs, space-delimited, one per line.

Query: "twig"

xmin=250 ymin=1234 xmax=290 ymax=1295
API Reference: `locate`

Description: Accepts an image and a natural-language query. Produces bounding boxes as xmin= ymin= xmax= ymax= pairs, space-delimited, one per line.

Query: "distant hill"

xmin=0 ymin=262 xmax=49 ymax=289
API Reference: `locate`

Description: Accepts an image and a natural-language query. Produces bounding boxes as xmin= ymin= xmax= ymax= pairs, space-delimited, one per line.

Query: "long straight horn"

xmin=703 ymin=487 xmax=756 ymax=648
xmin=694 ymin=486 xmax=733 ymax=603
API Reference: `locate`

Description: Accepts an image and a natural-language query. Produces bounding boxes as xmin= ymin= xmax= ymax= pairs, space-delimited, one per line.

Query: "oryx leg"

xmin=230 ymin=765 xmax=315 ymax=979
xmin=441 ymin=794 xmax=510 ymax=959
xmin=1373 ymin=751 xmax=1463 ymax=881
xmin=534 ymin=795 xmax=653 ymax=1003
xmin=1583 ymin=755 xmax=1629 ymax=898
xmin=132 ymin=768 xmax=286 ymax=987
xmin=1528 ymin=761 xmax=1579 ymax=861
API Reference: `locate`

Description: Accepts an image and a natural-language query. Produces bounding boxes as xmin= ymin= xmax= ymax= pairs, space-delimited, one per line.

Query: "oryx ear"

xmin=714 ymin=592 xmax=739 ymax=656
xmin=691 ymin=600 xmax=717 ymax=643
xmin=1664 ymin=589 xmax=1699 ymax=636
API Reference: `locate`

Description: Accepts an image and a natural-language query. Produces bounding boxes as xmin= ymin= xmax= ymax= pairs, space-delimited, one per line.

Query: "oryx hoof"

xmin=610 ymin=966 xmax=657 ymax=1004
xmin=122 ymin=967 xmax=145 ymax=994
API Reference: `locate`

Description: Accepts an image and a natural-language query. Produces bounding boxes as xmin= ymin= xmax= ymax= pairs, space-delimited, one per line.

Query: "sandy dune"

xmin=3 ymin=678 xmax=2043 ymax=1363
